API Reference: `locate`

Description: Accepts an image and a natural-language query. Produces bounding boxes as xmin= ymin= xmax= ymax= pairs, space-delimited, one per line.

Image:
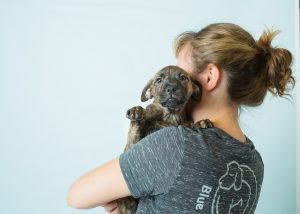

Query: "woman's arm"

xmin=67 ymin=157 xmax=131 ymax=209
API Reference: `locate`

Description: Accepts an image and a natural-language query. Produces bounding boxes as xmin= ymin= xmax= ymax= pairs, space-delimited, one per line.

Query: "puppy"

xmin=117 ymin=65 xmax=213 ymax=214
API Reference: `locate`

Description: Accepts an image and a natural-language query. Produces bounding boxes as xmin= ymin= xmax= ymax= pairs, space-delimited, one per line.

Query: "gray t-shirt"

xmin=119 ymin=125 xmax=264 ymax=214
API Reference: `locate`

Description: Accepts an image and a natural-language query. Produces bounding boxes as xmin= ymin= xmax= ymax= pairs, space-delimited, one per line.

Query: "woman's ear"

xmin=198 ymin=63 xmax=221 ymax=91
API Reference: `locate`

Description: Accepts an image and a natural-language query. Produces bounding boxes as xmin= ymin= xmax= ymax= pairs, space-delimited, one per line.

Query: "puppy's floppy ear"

xmin=141 ymin=79 xmax=153 ymax=102
xmin=191 ymin=80 xmax=202 ymax=101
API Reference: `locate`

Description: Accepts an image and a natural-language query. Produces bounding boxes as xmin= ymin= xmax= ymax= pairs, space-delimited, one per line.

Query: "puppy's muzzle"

xmin=160 ymin=83 xmax=186 ymax=109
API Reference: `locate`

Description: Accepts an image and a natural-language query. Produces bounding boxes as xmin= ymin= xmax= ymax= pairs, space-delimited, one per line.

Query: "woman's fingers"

xmin=104 ymin=201 xmax=118 ymax=212
xmin=110 ymin=208 xmax=118 ymax=214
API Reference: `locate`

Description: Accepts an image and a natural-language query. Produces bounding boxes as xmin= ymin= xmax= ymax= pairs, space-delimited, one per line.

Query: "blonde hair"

xmin=174 ymin=23 xmax=295 ymax=106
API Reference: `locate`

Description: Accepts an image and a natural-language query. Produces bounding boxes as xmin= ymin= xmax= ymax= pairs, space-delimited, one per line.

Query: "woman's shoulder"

xmin=146 ymin=125 xmax=184 ymax=140
xmin=148 ymin=124 xmax=210 ymax=145
xmin=146 ymin=125 xmax=201 ymax=144
xmin=133 ymin=125 xmax=186 ymax=151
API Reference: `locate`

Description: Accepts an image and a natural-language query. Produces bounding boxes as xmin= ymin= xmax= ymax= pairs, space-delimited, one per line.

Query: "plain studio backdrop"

xmin=0 ymin=0 xmax=299 ymax=214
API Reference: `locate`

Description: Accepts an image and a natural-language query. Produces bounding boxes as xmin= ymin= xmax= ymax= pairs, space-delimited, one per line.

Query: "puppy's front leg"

xmin=144 ymin=104 xmax=164 ymax=121
xmin=125 ymin=104 xmax=163 ymax=151
xmin=125 ymin=106 xmax=145 ymax=151
xmin=126 ymin=104 xmax=163 ymax=122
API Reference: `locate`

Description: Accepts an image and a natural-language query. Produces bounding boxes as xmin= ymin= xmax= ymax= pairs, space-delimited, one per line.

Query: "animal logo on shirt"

xmin=211 ymin=161 xmax=258 ymax=214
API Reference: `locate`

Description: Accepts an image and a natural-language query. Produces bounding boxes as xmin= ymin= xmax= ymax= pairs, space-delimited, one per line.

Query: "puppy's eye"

xmin=155 ymin=78 xmax=162 ymax=84
xmin=179 ymin=74 xmax=188 ymax=81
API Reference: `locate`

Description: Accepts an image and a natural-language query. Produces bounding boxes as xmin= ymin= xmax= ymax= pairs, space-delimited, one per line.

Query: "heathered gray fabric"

xmin=119 ymin=125 xmax=264 ymax=214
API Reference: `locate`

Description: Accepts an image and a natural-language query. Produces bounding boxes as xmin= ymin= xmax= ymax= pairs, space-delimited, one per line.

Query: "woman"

xmin=67 ymin=23 xmax=294 ymax=213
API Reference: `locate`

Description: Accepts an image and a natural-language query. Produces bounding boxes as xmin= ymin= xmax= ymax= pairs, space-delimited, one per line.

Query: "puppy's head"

xmin=141 ymin=65 xmax=201 ymax=111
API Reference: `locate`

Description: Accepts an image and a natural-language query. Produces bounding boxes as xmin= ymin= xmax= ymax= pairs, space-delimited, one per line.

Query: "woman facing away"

xmin=67 ymin=23 xmax=295 ymax=214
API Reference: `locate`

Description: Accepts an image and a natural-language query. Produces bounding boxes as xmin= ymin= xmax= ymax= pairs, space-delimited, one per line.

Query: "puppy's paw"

xmin=126 ymin=106 xmax=145 ymax=121
xmin=195 ymin=119 xmax=214 ymax=129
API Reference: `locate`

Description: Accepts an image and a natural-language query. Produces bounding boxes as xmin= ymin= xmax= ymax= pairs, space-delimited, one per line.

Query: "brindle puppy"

xmin=117 ymin=65 xmax=213 ymax=214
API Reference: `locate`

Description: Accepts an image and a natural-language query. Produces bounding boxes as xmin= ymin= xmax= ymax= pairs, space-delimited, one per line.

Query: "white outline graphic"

xmin=211 ymin=161 xmax=258 ymax=214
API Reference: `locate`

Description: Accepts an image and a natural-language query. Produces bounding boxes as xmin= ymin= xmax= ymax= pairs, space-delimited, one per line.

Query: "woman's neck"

xmin=191 ymin=98 xmax=246 ymax=143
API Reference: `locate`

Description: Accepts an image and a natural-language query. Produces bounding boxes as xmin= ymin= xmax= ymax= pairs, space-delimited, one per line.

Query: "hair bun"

xmin=257 ymin=29 xmax=279 ymax=51
xmin=256 ymin=29 xmax=295 ymax=96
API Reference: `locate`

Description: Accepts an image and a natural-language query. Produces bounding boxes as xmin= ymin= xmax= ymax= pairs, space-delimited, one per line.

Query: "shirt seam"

xmin=119 ymin=153 xmax=141 ymax=198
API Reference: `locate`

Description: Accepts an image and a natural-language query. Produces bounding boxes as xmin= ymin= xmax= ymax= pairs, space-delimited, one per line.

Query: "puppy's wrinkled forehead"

xmin=154 ymin=65 xmax=191 ymax=80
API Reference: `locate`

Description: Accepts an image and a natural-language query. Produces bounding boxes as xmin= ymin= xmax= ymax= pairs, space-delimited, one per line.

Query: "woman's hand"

xmin=104 ymin=201 xmax=118 ymax=214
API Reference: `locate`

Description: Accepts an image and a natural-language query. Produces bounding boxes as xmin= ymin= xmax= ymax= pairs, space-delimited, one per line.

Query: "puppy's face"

xmin=141 ymin=65 xmax=201 ymax=111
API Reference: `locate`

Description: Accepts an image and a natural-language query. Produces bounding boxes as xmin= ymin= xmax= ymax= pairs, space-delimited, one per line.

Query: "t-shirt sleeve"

xmin=119 ymin=126 xmax=184 ymax=198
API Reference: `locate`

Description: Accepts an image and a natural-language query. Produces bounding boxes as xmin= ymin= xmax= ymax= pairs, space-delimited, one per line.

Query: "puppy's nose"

xmin=166 ymin=85 xmax=178 ymax=94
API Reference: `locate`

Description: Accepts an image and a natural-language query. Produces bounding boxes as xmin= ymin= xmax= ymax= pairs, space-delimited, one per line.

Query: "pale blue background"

xmin=0 ymin=0 xmax=298 ymax=214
